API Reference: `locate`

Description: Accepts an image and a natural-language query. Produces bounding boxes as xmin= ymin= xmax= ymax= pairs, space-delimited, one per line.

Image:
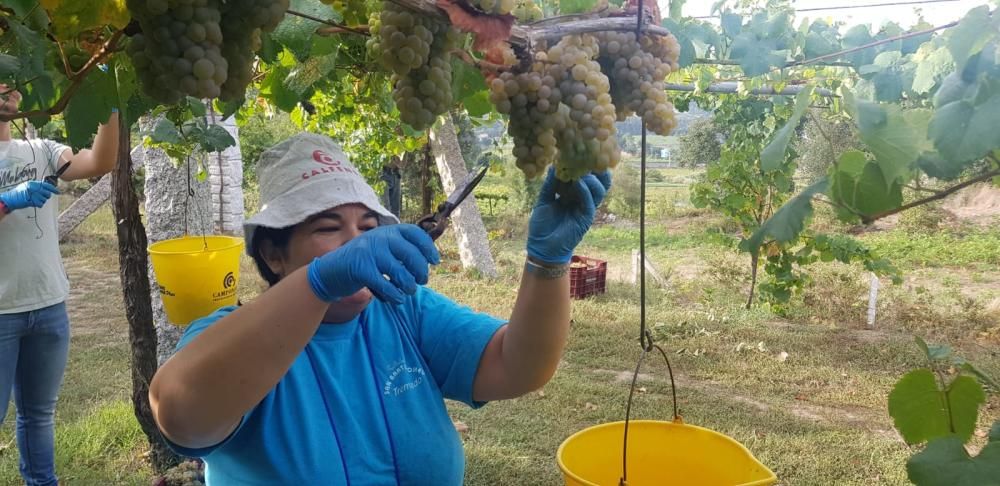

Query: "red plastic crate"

xmin=569 ymin=255 xmax=607 ymax=299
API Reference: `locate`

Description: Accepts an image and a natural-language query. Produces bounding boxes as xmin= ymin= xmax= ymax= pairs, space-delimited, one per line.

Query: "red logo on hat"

xmin=313 ymin=150 xmax=341 ymax=167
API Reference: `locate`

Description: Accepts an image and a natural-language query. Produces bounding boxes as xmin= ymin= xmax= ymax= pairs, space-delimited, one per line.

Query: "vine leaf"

xmin=829 ymin=150 xmax=902 ymax=219
xmin=39 ymin=0 xmax=130 ymax=38
xmin=760 ymin=86 xmax=812 ymax=172
xmin=912 ymin=44 xmax=953 ymax=94
xmin=945 ymin=5 xmax=992 ymax=70
xmin=64 ymin=68 xmax=118 ymax=150
xmin=0 ymin=55 xmax=21 ymax=79
xmin=741 ymin=178 xmax=828 ymax=256
xmin=437 ymin=0 xmax=515 ymax=51
xmin=906 ymin=421 xmax=1000 ymax=486
xmin=856 ymin=101 xmax=931 ymax=184
xmin=889 ymin=369 xmax=984 ymax=445
xmin=560 ymin=0 xmax=599 ymax=15
xmin=929 ymin=93 xmax=1000 ymax=164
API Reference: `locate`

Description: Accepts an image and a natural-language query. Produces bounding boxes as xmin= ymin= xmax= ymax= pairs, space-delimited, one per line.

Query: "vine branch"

xmin=0 ymin=28 xmax=125 ymax=122
xmin=862 ymin=169 xmax=1000 ymax=223
xmin=450 ymin=49 xmax=509 ymax=72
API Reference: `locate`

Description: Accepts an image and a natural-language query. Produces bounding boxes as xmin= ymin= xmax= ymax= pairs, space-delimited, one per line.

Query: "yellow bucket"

xmin=558 ymin=420 xmax=776 ymax=486
xmin=148 ymin=235 xmax=244 ymax=326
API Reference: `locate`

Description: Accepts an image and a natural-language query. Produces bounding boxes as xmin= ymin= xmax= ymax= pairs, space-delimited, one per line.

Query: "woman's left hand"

xmin=526 ymin=168 xmax=612 ymax=265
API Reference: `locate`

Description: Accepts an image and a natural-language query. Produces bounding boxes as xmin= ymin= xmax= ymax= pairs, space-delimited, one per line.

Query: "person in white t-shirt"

xmin=0 ymin=83 xmax=119 ymax=486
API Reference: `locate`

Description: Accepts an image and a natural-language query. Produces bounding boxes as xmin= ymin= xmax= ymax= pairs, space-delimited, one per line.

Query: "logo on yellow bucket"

xmin=213 ymin=272 xmax=238 ymax=302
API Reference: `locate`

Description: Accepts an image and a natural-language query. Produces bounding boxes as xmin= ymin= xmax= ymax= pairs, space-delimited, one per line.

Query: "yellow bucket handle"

xmin=619 ymin=330 xmax=682 ymax=486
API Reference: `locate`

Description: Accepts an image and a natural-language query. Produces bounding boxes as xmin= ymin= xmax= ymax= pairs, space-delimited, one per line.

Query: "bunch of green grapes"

xmin=468 ymin=0 xmax=516 ymax=16
xmin=595 ymin=31 xmax=680 ymax=135
xmin=125 ymin=0 xmax=288 ymax=104
xmin=159 ymin=460 xmax=205 ymax=486
xmin=372 ymin=2 xmax=458 ymax=130
xmin=321 ymin=0 xmax=369 ymax=25
xmin=512 ymin=0 xmax=542 ymax=22
xmin=491 ymin=34 xmax=620 ymax=180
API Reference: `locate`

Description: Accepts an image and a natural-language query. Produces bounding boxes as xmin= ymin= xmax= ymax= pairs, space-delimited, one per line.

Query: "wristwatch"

xmin=524 ymin=256 xmax=569 ymax=279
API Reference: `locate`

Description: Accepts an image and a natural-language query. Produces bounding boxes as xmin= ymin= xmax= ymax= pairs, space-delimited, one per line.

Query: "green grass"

xmin=7 ymin=193 xmax=998 ymax=485
xmin=861 ymin=227 xmax=1000 ymax=269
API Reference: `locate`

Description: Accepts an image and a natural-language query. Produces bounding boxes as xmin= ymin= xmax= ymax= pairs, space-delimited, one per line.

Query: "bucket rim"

xmin=148 ymin=235 xmax=245 ymax=255
xmin=556 ymin=419 xmax=776 ymax=486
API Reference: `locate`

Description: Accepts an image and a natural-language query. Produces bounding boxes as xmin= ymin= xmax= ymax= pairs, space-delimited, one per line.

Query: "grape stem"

xmin=449 ymin=49 xmax=509 ymax=72
xmin=316 ymin=24 xmax=371 ymax=36
xmin=0 ymin=28 xmax=125 ymax=123
xmin=285 ymin=9 xmax=370 ymax=36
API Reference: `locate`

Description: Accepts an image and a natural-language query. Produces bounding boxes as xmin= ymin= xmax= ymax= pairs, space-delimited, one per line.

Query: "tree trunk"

xmin=110 ymin=125 xmax=180 ymax=473
xmin=746 ymin=252 xmax=759 ymax=310
xmin=380 ymin=159 xmax=402 ymax=218
xmin=142 ymin=117 xmax=214 ymax=365
xmin=429 ymin=116 xmax=498 ymax=278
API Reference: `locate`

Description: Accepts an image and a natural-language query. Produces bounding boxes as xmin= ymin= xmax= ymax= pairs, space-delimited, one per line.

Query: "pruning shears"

xmin=44 ymin=161 xmax=71 ymax=186
xmin=416 ymin=157 xmax=490 ymax=241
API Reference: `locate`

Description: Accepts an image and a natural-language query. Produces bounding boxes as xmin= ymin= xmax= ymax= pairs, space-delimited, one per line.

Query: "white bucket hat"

xmin=243 ymin=132 xmax=399 ymax=255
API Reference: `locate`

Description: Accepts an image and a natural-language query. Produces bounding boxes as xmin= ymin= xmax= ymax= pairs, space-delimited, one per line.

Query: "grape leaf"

xmin=437 ymin=0 xmax=514 ymax=51
xmin=663 ymin=19 xmax=696 ymax=68
xmin=272 ymin=0 xmax=336 ymax=60
xmin=285 ymin=52 xmax=339 ymax=95
xmin=730 ymin=34 xmax=787 ymax=77
xmin=721 ymin=12 xmax=742 ymax=38
xmin=741 ymin=178 xmax=828 ymax=256
xmin=64 ymin=69 xmax=117 ymax=150
xmin=198 ymin=124 xmax=237 ymax=153
xmin=929 ymin=93 xmax=1000 ymax=164
xmin=856 ymin=101 xmax=931 ymax=183
xmin=946 ymin=5 xmax=992 ymax=71
xmin=913 ymin=45 xmax=954 ymax=94
xmin=804 ymin=21 xmax=840 ymax=59
xmin=560 ymin=0 xmax=598 ymax=14
xmin=842 ymin=25 xmax=877 ymax=68
xmin=461 ymin=91 xmax=492 ymax=118
xmin=760 ymin=86 xmax=812 ymax=172
xmin=830 ymin=150 xmax=903 ymax=218
xmin=0 ymin=55 xmax=20 ymax=79
xmin=39 ymin=0 xmax=129 ymax=38
xmin=906 ymin=422 xmax=1000 ymax=486
xmin=451 ymin=57 xmax=487 ymax=104
xmin=889 ymin=370 xmax=985 ymax=445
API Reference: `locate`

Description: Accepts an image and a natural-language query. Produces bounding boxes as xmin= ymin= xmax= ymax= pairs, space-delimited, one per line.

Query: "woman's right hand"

xmin=307 ymin=224 xmax=441 ymax=305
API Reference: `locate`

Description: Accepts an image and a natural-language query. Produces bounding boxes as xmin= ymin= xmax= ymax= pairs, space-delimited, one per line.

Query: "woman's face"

xmin=266 ymin=203 xmax=380 ymax=322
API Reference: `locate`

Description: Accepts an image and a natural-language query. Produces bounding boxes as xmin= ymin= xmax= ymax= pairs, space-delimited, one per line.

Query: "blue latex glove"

xmin=0 ymin=180 xmax=59 ymax=212
xmin=307 ymin=224 xmax=441 ymax=305
xmin=527 ymin=168 xmax=612 ymax=264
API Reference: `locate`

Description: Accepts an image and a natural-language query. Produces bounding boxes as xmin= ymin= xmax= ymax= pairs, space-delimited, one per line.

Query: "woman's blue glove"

xmin=526 ymin=169 xmax=612 ymax=264
xmin=307 ymin=224 xmax=441 ymax=305
xmin=0 ymin=180 xmax=59 ymax=212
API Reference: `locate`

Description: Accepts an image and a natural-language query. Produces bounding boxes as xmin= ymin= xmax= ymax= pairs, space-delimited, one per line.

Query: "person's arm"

xmin=149 ymin=267 xmax=328 ymax=449
xmin=58 ymin=111 xmax=120 ymax=181
xmin=473 ymin=170 xmax=611 ymax=401
xmin=150 ymin=224 xmax=439 ymax=449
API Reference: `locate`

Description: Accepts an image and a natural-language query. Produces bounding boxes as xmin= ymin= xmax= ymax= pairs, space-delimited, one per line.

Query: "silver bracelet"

xmin=524 ymin=257 xmax=569 ymax=279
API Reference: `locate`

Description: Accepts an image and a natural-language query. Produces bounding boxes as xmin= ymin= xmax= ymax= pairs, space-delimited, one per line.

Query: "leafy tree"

xmin=674 ymin=117 xmax=721 ymax=167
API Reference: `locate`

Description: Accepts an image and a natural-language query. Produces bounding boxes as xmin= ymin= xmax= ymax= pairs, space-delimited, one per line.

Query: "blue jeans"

xmin=0 ymin=302 xmax=70 ymax=486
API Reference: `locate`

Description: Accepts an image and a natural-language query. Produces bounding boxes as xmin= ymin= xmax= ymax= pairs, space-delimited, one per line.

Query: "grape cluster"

xmin=490 ymin=34 xmax=620 ymax=180
xmin=468 ymin=0 xmax=516 ymax=16
xmin=369 ymin=2 xmax=458 ymax=130
xmin=512 ymin=0 xmax=543 ymax=22
xmin=125 ymin=0 xmax=288 ymax=104
xmin=595 ymin=31 xmax=680 ymax=135
xmin=155 ymin=460 xmax=205 ymax=486
xmin=321 ymin=0 xmax=368 ymax=25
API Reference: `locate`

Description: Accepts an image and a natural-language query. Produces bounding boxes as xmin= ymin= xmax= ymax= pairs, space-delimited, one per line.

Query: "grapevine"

xmin=124 ymin=0 xmax=289 ymax=104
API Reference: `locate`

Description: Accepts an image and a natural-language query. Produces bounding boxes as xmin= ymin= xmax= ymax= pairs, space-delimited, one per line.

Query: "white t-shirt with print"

xmin=0 ymin=138 xmax=71 ymax=313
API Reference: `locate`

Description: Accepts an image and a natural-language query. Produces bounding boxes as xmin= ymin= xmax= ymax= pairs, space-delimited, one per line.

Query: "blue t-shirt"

xmin=167 ymin=287 xmax=506 ymax=485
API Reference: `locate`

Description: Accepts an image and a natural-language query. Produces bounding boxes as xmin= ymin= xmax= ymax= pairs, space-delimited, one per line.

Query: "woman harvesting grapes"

xmin=149 ymin=133 xmax=611 ymax=484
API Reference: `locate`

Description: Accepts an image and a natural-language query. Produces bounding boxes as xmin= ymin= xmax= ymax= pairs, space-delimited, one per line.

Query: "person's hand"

xmin=526 ymin=168 xmax=612 ymax=264
xmin=0 ymin=180 xmax=59 ymax=212
xmin=306 ymin=224 xmax=441 ymax=305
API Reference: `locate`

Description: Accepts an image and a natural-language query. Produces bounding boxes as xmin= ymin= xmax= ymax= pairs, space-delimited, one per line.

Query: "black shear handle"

xmin=416 ymin=214 xmax=448 ymax=241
